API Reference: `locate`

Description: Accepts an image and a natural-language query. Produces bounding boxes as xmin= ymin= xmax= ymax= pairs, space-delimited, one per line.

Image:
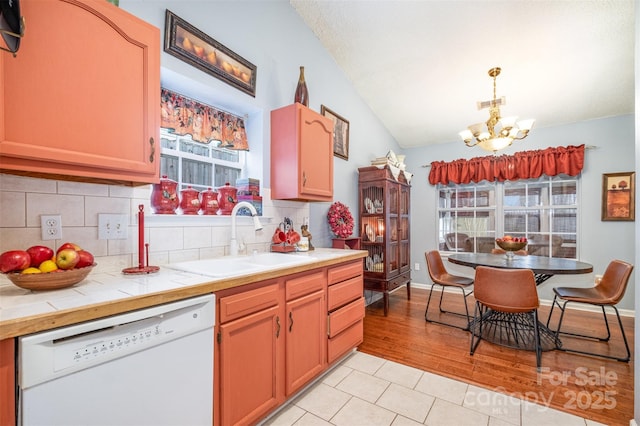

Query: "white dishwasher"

xmin=18 ymin=294 xmax=215 ymax=426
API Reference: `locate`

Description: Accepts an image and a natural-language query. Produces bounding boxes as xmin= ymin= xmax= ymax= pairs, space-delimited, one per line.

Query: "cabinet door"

xmin=298 ymin=106 xmax=333 ymax=199
xmin=0 ymin=338 xmax=15 ymax=426
xmin=0 ymin=0 xmax=160 ymax=184
xmin=219 ymin=305 xmax=284 ymax=426
xmin=285 ymin=289 xmax=326 ymax=395
xmin=271 ymin=103 xmax=333 ymax=201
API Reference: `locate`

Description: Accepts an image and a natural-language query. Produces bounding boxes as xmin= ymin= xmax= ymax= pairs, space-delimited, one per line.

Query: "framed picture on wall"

xmin=164 ymin=10 xmax=257 ymax=97
xmin=601 ymin=172 xmax=635 ymax=221
xmin=321 ymin=105 xmax=350 ymax=160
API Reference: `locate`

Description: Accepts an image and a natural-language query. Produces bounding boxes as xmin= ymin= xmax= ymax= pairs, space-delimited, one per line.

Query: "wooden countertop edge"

xmin=0 ymin=251 xmax=366 ymax=340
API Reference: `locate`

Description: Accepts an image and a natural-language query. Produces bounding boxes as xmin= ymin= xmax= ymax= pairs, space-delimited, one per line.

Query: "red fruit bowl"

xmin=495 ymin=240 xmax=527 ymax=252
xmin=4 ymin=264 xmax=96 ymax=291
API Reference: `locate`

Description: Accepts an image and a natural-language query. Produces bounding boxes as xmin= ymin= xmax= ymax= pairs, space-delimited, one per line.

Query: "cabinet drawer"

xmin=286 ymin=270 xmax=325 ymax=301
xmin=219 ymin=283 xmax=280 ymax=323
xmin=328 ymin=297 xmax=364 ymax=338
xmin=328 ymin=320 xmax=363 ymax=364
xmin=328 ymin=276 xmax=362 ymax=311
xmin=388 ymin=272 xmax=411 ymax=292
xmin=328 ymin=261 xmax=362 ymax=285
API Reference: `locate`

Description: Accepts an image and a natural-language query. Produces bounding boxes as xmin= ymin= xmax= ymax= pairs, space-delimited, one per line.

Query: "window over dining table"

xmin=437 ymin=175 xmax=579 ymax=259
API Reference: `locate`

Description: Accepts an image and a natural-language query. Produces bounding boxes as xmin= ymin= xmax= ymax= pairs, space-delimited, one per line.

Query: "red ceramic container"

xmin=217 ymin=183 xmax=237 ymax=215
xmin=180 ymin=186 xmax=201 ymax=215
xmin=200 ymin=188 xmax=219 ymax=215
xmin=150 ymin=176 xmax=178 ymax=214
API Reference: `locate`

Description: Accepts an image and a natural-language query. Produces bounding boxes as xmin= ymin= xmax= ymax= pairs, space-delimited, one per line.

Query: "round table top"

xmin=448 ymin=253 xmax=593 ymax=275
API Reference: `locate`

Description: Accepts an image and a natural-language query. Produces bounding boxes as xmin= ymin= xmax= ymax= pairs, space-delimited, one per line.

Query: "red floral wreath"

xmin=327 ymin=202 xmax=354 ymax=238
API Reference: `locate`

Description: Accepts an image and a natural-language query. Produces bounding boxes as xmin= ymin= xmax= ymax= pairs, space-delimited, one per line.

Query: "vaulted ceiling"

xmin=291 ymin=0 xmax=635 ymax=149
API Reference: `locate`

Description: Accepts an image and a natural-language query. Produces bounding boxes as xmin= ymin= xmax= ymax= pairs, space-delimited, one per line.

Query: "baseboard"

xmin=412 ymin=281 xmax=635 ymax=317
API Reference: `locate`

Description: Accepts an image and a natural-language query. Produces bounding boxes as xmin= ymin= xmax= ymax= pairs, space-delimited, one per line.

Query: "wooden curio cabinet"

xmin=358 ymin=166 xmax=411 ymax=316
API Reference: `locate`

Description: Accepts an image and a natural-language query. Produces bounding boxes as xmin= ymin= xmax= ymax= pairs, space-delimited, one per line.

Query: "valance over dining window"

xmin=160 ymin=88 xmax=250 ymax=150
xmin=428 ymin=144 xmax=585 ymax=185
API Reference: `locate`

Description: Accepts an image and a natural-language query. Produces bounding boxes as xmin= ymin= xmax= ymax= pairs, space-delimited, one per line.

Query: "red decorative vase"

xmin=216 ymin=183 xmax=238 ymax=215
xmin=199 ymin=187 xmax=219 ymax=215
xmin=150 ymin=176 xmax=178 ymax=214
xmin=179 ymin=186 xmax=200 ymax=215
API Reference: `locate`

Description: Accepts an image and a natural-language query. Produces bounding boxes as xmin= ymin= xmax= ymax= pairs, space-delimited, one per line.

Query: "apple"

xmin=0 ymin=250 xmax=31 ymax=273
xmin=76 ymin=250 xmax=94 ymax=268
xmin=57 ymin=242 xmax=82 ymax=254
xmin=56 ymin=249 xmax=79 ymax=270
xmin=26 ymin=245 xmax=55 ymax=267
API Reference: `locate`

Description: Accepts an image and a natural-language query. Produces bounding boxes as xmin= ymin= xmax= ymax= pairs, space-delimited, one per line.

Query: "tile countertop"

xmin=0 ymin=249 xmax=367 ymax=340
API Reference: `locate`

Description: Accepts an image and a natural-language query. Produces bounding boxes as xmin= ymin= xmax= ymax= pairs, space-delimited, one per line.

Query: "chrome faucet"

xmin=230 ymin=201 xmax=263 ymax=256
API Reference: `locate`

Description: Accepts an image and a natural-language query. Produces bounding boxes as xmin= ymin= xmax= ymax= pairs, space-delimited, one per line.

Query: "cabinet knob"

xmin=302 ymin=171 xmax=307 ymax=187
xmin=289 ymin=311 xmax=294 ymax=332
xmin=275 ymin=316 xmax=281 ymax=338
xmin=149 ymin=137 xmax=155 ymax=163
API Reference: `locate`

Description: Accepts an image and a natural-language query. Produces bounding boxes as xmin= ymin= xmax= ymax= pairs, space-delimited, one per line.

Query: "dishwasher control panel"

xmin=19 ymin=294 xmax=215 ymax=389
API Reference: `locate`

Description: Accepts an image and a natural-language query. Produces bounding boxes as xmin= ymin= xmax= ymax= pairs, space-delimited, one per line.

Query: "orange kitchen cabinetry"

xmin=284 ymin=270 xmax=327 ymax=395
xmin=0 ymin=0 xmax=160 ymax=184
xmin=270 ymin=103 xmax=334 ymax=201
xmin=327 ymin=261 xmax=365 ymax=363
xmin=216 ymin=268 xmax=328 ymax=425
xmin=218 ymin=282 xmax=284 ymax=426
xmin=0 ymin=338 xmax=15 ymax=426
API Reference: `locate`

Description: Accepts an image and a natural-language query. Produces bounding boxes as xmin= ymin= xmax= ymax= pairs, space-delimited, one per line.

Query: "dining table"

xmin=447 ymin=252 xmax=594 ymax=352
xmin=447 ymin=252 xmax=593 ymax=285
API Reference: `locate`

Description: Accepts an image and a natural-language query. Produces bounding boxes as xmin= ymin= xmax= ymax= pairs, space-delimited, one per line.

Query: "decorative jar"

xmin=150 ymin=175 xmax=178 ymax=214
xmin=199 ymin=187 xmax=219 ymax=215
xmin=179 ymin=186 xmax=200 ymax=215
xmin=216 ymin=182 xmax=238 ymax=215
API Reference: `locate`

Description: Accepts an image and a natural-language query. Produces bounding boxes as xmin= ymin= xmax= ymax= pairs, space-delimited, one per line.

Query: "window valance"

xmin=428 ymin=144 xmax=585 ymax=185
xmin=160 ymin=88 xmax=249 ymax=150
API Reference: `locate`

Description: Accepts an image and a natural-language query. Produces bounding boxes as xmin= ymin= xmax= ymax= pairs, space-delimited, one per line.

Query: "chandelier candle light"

xmin=459 ymin=67 xmax=535 ymax=153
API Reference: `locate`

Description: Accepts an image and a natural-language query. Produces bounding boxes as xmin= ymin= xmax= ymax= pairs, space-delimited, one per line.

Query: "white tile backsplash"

xmin=0 ymin=174 xmax=309 ymax=273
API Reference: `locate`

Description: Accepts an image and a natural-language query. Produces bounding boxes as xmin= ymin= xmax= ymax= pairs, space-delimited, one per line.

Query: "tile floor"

xmin=262 ymin=351 xmax=605 ymax=426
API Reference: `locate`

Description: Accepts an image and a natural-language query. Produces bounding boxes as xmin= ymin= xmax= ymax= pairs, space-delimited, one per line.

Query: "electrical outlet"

xmin=414 ymin=262 xmax=420 ymax=271
xmin=41 ymin=215 xmax=62 ymax=241
xmin=98 ymin=214 xmax=129 ymax=240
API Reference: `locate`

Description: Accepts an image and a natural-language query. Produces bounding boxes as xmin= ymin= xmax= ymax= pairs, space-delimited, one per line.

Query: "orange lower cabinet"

xmin=285 ymin=289 xmax=327 ymax=395
xmin=219 ymin=304 xmax=285 ymax=426
xmin=0 ymin=338 xmax=15 ymax=426
xmin=327 ymin=298 xmax=365 ymax=364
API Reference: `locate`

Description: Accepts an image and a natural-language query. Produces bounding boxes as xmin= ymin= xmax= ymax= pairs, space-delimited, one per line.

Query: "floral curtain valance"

xmin=160 ymin=88 xmax=249 ymax=150
xmin=428 ymin=144 xmax=585 ymax=185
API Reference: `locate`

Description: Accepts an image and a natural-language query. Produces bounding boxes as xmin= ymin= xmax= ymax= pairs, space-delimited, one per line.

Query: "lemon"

xmin=39 ymin=259 xmax=58 ymax=273
xmin=22 ymin=267 xmax=42 ymax=274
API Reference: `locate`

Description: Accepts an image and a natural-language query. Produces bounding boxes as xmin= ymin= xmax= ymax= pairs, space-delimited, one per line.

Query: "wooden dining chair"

xmin=545 ymin=259 xmax=633 ymax=362
xmin=470 ymin=266 xmax=542 ymax=369
xmin=424 ymin=250 xmax=474 ymax=330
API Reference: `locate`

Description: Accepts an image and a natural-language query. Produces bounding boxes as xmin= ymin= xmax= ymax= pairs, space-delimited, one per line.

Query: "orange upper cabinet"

xmin=270 ymin=103 xmax=333 ymax=201
xmin=0 ymin=0 xmax=160 ymax=184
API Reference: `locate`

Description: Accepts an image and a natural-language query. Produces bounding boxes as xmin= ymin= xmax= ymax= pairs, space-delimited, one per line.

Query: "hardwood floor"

xmin=358 ymin=286 xmax=634 ymax=426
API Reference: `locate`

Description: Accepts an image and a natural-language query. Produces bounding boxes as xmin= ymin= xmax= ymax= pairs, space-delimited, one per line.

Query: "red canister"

xmin=200 ymin=187 xmax=219 ymax=215
xmin=216 ymin=183 xmax=238 ymax=215
xmin=150 ymin=176 xmax=179 ymax=214
xmin=179 ymin=186 xmax=201 ymax=215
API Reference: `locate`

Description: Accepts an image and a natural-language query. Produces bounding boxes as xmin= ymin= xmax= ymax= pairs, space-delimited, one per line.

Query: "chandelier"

xmin=459 ymin=67 xmax=535 ymax=153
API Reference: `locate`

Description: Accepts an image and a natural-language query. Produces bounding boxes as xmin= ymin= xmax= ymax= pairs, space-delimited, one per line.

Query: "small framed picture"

xmin=601 ymin=172 xmax=635 ymax=221
xmin=321 ymin=105 xmax=350 ymax=160
xmin=164 ymin=10 xmax=257 ymax=97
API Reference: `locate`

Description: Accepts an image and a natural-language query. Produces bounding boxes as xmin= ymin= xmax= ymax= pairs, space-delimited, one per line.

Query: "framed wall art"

xmin=321 ymin=105 xmax=350 ymax=160
xmin=601 ymin=171 xmax=635 ymax=221
xmin=164 ymin=10 xmax=257 ymax=97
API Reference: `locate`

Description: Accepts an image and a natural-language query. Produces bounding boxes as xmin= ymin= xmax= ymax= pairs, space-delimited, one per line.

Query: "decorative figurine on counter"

xmin=301 ymin=224 xmax=314 ymax=251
